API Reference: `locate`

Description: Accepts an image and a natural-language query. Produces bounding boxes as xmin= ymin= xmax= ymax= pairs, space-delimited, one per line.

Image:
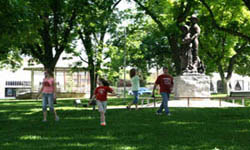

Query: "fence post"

xmin=242 ymin=98 xmax=245 ymax=106
xmin=141 ymin=98 xmax=144 ymax=107
xmin=154 ymin=97 xmax=156 ymax=107
xmin=187 ymin=97 xmax=190 ymax=107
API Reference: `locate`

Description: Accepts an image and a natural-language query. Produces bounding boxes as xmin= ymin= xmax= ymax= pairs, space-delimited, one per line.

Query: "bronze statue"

xmin=180 ymin=14 xmax=205 ymax=74
xmin=190 ymin=15 xmax=200 ymax=66
xmin=180 ymin=25 xmax=193 ymax=72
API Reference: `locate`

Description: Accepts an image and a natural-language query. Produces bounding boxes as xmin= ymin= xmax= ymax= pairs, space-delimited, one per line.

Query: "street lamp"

xmin=123 ymin=27 xmax=127 ymax=101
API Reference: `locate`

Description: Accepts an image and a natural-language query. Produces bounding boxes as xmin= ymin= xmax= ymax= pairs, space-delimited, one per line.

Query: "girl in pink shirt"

xmin=37 ymin=70 xmax=59 ymax=122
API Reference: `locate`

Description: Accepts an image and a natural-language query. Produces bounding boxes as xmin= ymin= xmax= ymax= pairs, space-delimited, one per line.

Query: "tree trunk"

xmin=168 ymin=35 xmax=182 ymax=75
xmin=218 ymin=64 xmax=230 ymax=94
xmin=89 ymin=65 xmax=96 ymax=99
xmin=221 ymin=78 xmax=230 ymax=95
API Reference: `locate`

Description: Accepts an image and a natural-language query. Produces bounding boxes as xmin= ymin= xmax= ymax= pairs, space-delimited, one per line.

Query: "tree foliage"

xmin=1 ymin=0 xmax=250 ymax=95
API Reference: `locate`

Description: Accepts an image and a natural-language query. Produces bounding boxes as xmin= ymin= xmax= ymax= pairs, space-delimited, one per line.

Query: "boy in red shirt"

xmin=152 ymin=66 xmax=174 ymax=116
xmin=90 ymin=78 xmax=115 ymax=126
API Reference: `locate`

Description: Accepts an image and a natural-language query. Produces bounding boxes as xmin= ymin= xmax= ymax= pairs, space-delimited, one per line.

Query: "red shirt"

xmin=155 ymin=74 xmax=174 ymax=93
xmin=94 ymin=86 xmax=113 ymax=101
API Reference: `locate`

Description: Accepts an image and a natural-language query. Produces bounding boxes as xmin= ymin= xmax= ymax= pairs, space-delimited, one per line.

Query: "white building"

xmin=0 ymin=55 xmax=91 ymax=99
xmin=210 ymin=73 xmax=250 ymax=93
xmin=1 ymin=59 xmax=250 ymax=99
xmin=0 ymin=69 xmax=31 ymax=98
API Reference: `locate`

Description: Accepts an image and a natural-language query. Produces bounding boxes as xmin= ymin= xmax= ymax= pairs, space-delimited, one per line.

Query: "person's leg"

xmin=42 ymin=93 xmax=48 ymax=121
xmin=48 ymin=93 xmax=59 ymax=121
xmin=161 ymin=92 xmax=170 ymax=115
xmin=133 ymin=91 xmax=139 ymax=110
xmin=132 ymin=91 xmax=139 ymax=109
xmin=127 ymin=93 xmax=133 ymax=109
xmin=97 ymin=100 xmax=105 ymax=125
xmin=157 ymin=93 xmax=164 ymax=114
xmin=128 ymin=91 xmax=139 ymax=109
xmin=102 ymin=101 xmax=107 ymax=124
xmin=100 ymin=111 xmax=105 ymax=123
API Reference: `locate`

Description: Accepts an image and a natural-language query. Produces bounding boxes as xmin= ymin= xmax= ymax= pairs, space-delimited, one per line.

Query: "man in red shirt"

xmin=152 ymin=67 xmax=174 ymax=116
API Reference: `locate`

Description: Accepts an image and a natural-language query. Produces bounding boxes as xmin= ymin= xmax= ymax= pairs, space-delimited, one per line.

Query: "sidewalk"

xmin=167 ymin=99 xmax=243 ymax=108
xmin=106 ymin=99 xmax=243 ymax=110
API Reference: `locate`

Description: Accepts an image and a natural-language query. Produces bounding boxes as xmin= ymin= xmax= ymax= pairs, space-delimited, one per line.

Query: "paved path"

xmin=163 ymin=99 xmax=242 ymax=108
xmin=106 ymin=99 xmax=243 ymax=110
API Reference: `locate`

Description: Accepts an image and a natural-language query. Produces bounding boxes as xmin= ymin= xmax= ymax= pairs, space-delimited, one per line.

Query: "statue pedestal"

xmin=174 ymin=74 xmax=210 ymax=100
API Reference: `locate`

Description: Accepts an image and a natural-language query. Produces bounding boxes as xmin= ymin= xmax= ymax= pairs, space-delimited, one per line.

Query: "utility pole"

xmin=123 ymin=28 xmax=127 ymax=101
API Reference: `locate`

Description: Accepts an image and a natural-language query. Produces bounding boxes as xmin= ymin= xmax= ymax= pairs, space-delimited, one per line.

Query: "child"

xmin=37 ymin=69 xmax=59 ymax=122
xmin=127 ymin=68 xmax=140 ymax=110
xmin=90 ymin=78 xmax=115 ymax=126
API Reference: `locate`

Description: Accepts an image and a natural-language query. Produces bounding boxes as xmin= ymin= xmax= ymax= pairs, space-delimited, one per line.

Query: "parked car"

xmin=128 ymin=87 xmax=152 ymax=96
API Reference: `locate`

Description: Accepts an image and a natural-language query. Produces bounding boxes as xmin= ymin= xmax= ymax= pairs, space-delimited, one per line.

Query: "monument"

xmin=174 ymin=15 xmax=210 ymax=100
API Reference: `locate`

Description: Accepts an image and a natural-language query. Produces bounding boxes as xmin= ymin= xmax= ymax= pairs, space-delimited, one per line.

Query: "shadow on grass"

xmin=0 ymin=100 xmax=250 ymax=150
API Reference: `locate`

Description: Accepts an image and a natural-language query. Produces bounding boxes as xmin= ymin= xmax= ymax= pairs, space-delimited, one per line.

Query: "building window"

xmin=210 ymin=82 xmax=214 ymax=91
xmin=5 ymin=81 xmax=31 ymax=86
xmin=5 ymin=88 xmax=16 ymax=97
xmin=234 ymin=80 xmax=244 ymax=91
xmin=217 ymin=80 xmax=224 ymax=93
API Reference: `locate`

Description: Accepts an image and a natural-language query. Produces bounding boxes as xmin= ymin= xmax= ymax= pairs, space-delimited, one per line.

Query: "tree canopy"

xmin=1 ymin=0 xmax=250 ymax=94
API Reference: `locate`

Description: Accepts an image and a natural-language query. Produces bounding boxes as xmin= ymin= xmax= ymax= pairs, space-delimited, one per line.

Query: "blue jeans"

xmin=42 ymin=93 xmax=54 ymax=112
xmin=157 ymin=92 xmax=170 ymax=115
xmin=132 ymin=91 xmax=139 ymax=104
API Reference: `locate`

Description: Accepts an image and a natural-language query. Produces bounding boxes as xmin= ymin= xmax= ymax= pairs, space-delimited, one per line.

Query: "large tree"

xmin=198 ymin=0 xmax=250 ymax=94
xmin=0 ymin=0 xmax=26 ymax=69
xmin=132 ymin=0 xmax=198 ymax=75
xmin=74 ymin=0 xmax=122 ymax=97
xmin=200 ymin=0 xmax=250 ymax=42
xmin=0 ymin=0 xmax=90 ymax=74
xmin=129 ymin=0 xmax=250 ymax=95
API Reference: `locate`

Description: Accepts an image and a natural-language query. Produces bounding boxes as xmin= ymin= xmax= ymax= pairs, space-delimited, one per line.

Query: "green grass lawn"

xmin=0 ymin=99 xmax=250 ymax=150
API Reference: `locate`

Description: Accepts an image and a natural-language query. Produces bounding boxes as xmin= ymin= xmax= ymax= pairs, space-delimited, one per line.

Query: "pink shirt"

xmin=42 ymin=78 xmax=55 ymax=94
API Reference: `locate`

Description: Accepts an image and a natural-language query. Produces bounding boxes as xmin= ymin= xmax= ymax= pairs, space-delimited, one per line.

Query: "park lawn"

xmin=0 ymin=99 xmax=250 ymax=150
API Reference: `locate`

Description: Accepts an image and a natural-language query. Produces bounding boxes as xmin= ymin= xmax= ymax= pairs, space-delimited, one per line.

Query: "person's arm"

xmin=53 ymin=79 xmax=57 ymax=99
xmin=183 ymin=33 xmax=191 ymax=44
xmin=90 ymin=88 xmax=96 ymax=100
xmin=191 ymin=25 xmax=201 ymax=40
xmin=90 ymin=94 xmax=96 ymax=100
xmin=152 ymin=83 xmax=157 ymax=97
xmin=170 ymin=77 xmax=174 ymax=93
xmin=37 ymin=84 xmax=44 ymax=99
xmin=108 ymin=87 xmax=117 ymax=96
xmin=89 ymin=94 xmax=96 ymax=105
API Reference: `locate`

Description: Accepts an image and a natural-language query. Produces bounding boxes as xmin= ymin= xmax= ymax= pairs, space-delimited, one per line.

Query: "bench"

xmin=73 ymin=99 xmax=83 ymax=107
xmin=74 ymin=99 xmax=95 ymax=109
xmin=230 ymin=91 xmax=250 ymax=97
xmin=140 ymin=97 xmax=162 ymax=107
xmin=178 ymin=96 xmax=249 ymax=107
xmin=229 ymin=91 xmax=250 ymax=106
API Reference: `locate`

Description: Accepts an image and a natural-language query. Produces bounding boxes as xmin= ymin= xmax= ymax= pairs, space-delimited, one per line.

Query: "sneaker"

xmin=127 ymin=106 xmax=131 ymax=110
xmin=42 ymin=120 xmax=47 ymax=122
xmin=100 ymin=122 xmax=106 ymax=126
xmin=55 ymin=116 xmax=60 ymax=121
xmin=156 ymin=112 xmax=162 ymax=115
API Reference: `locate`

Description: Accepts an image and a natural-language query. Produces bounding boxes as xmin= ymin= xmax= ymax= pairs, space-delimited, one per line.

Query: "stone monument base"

xmin=174 ymin=74 xmax=210 ymax=100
